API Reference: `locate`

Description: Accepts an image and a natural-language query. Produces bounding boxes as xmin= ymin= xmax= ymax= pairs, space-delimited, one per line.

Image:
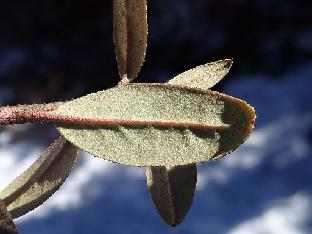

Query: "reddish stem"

xmin=0 ymin=103 xmax=61 ymax=125
xmin=0 ymin=103 xmax=230 ymax=130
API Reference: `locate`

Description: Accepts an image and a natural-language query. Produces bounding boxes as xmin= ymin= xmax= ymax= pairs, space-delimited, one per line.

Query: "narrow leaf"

xmin=153 ymin=60 xmax=233 ymax=226
xmin=113 ymin=0 xmax=147 ymax=82
xmin=0 ymin=200 xmax=18 ymax=234
xmin=0 ymin=137 xmax=80 ymax=218
xmin=54 ymin=84 xmax=255 ymax=167
xmin=168 ymin=59 xmax=233 ymax=89
xmin=146 ymin=165 xmax=197 ymax=227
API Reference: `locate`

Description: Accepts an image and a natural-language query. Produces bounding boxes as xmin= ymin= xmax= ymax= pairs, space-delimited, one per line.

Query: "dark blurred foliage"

xmin=0 ymin=0 xmax=311 ymax=104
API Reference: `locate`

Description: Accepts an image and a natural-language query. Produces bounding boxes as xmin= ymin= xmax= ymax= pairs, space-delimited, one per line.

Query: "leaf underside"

xmin=0 ymin=137 xmax=80 ymax=219
xmin=0 ymin=199 xmax=18 ymax=234
xmin=113 ymin=0 xmax=147 ymax=82
xmin=146 ymin=59 xmax=235 ymax=226
xmin=146 ymin=165 xmax=197 ymax=226
xmin=168 ymin=59 xmax=233 ymax=90
xmin=54 ymin=84 xmax=255 ymax=167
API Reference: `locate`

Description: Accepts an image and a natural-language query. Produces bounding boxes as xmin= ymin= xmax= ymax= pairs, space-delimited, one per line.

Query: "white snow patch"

xmin=15 ymin=153 xmax=117 ymax=222
xmin=229 ymin=193 xmax=311 ymax=234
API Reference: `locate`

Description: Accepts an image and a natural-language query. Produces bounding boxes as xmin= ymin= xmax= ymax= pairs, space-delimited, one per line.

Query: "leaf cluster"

xmin=0 ymin=0 xmax=255 ymax=232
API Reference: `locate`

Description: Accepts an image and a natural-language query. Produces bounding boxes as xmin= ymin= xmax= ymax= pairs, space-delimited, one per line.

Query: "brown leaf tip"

xmin=223 ymin=58 xmax=233 ymax=69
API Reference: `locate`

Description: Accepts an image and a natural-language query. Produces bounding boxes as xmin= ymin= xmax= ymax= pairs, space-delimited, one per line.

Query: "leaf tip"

xmin=223 ymin=58 xmax=233 ymax=69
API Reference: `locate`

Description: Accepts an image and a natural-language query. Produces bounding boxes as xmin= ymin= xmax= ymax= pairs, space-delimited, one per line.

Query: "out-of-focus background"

xmin=0 ymin=1 xmax=311 ymax=233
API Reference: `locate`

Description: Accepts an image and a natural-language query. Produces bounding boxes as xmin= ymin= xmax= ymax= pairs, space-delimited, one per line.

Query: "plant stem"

xmin=0 ymin=103 xmax=61 ymax=125
xmin=0 ymin=103 xmax=231 ymax=130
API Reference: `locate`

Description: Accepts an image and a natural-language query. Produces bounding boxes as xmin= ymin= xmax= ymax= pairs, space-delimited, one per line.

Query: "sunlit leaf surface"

xmin=55 ymin=84 xmax=255 ymax=166
xmin=0 ymin=137 xmax=80 ymax=218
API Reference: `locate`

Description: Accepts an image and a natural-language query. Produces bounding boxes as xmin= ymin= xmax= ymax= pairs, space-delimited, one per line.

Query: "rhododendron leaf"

xmin=0 ymin=137 xmax=80 ymax=218
xmin=146 ymin=165 xmax=197 ymax=226
xmin=54 ymin=84 xmax=255 ymax=167
xmin=168 ymin=59 xmax=233 ymax=89
xmin=113 ymin=0 xmax=147 ymax=83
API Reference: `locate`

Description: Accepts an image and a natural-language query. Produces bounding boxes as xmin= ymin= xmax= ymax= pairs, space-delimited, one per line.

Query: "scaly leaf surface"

xmin=54 ymin=84 xmax=255 ymax=166
xmin=168 ymin=59 xmax=233 ymax=90
xmin=146 ymin=165 xmax=197 ymax=226
xmin=0 ymin=199 xmax=18 ymax=234
xmin=113 ymin=0 xmax=147 ymax=82
xmin=0 ymin=137 xmax=80 ymax=218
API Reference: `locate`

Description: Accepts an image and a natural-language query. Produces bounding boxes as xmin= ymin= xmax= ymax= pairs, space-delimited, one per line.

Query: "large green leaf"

xmin=54 ymin=84 xmax=255 ymax=167
xmin=0 ymin=137 xmax=80 ymax=218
